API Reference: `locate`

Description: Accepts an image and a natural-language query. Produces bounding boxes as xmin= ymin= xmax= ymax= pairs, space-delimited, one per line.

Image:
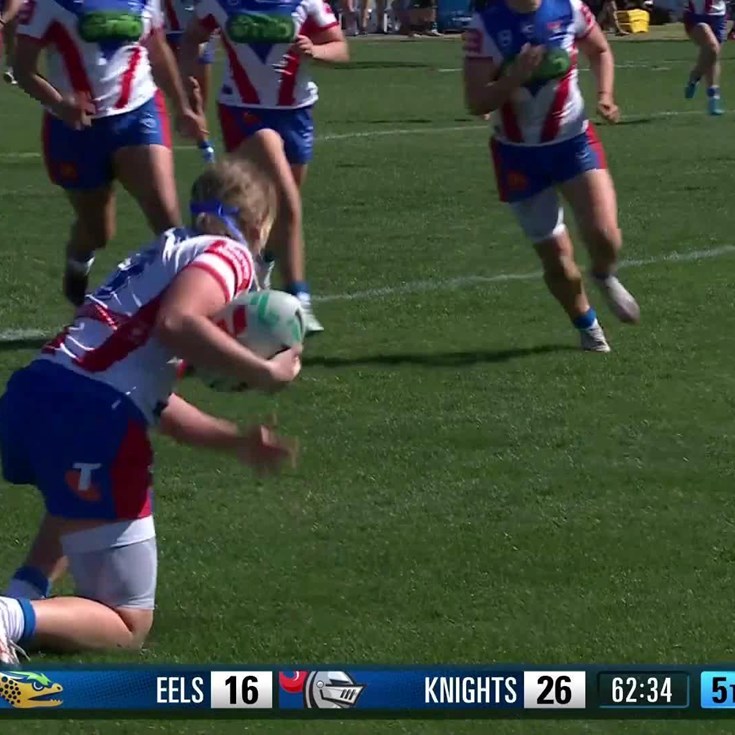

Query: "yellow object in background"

xmin=616 ymin=9 xmax=650 ymax=33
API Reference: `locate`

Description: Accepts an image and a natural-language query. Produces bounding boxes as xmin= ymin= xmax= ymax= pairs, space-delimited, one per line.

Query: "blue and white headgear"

xmin=190 ymin=200 xmax=246 ymax=245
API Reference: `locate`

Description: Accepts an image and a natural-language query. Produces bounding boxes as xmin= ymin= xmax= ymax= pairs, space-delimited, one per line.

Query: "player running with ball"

xmin=463 ymin=0 xmax=639 ymax=352
xmin=0 ymin=158 xmax=301 ymax=662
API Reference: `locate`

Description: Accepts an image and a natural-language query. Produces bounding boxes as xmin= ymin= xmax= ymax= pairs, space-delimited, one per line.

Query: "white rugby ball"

xmin=202 ymin=289 xmax=305 ymax=391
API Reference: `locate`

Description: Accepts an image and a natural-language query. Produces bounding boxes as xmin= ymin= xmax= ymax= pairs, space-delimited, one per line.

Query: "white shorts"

xmin=61 ymin=516 xmax=157 ymax=609
xmin=509 ymin=188 xmax=567 ymax=244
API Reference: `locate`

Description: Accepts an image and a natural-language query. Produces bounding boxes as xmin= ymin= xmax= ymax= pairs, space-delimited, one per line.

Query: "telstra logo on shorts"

xmin=65 ymin=463 xmax=102 ymax=502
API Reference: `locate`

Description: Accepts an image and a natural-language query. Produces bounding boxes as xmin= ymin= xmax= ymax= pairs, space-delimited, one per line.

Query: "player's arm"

xmin=14 ymin=35 xmax=95 ymax=128
xmin=145 ymin=26 xmax=208 ymax=140
xmin=0 ymin=0 xmax=23 ymax=26
xmin=294 ymin=25 xmax=349 ymax=63
xmin=573 ymin=0 xmax=618 ymax=123
xmin=158 ymin=394 xmax=298 ymax=474
xmin=14 ymin=36 xmax=62 ymax=108
xmin=154 ymin=266 xmax=301 ymax=392
xmin=577 ymin=25 xmax=619 ymax=123
xmin=463 ymin=43 xmax=544 ymax=116
xmin=179 ymin=17 xmax=214 ymax=107
xmin=294 ymin=2 xmax=348 ymax=63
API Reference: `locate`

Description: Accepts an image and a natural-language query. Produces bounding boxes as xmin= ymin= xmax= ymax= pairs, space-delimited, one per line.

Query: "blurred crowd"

xmin=338 ymin=0 xmax=445 ymax=35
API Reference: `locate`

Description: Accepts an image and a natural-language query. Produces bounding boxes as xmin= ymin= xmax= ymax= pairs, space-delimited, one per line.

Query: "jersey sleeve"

xmin=303 ymin=0 xmax=340 ymax=34
xmin=462 ymin=13 xmax=501 ymax=61
xmin=189 ymin=239 xmax=255 ymax=302
xmin=571 ymin=0 xmax=596 ymax=39
xmin=148 ymin=0 xmax=164 ymax=32
xmin=16 ymin=0 xmax=55 ymax=42
xmin=194 ymin=0 xmax=220 ymax=32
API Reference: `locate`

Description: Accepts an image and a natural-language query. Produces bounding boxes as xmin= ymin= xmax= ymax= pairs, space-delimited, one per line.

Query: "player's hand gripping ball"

xmin=202 ymin=289 xmax=306 ymax=391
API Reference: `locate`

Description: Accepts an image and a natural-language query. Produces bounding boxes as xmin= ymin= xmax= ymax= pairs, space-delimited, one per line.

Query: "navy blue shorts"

xmin=490 ymin=126 xmax=607 ymax=203
xmin=218 ymin=104 xmax=315 ymax=165
xmin=684 ymin=12 xmax=727 ymax=43
xmin=0 ymin=361 xmax=153 ymax=521
xmin=42 ymin=91 xmax=171 ymax=190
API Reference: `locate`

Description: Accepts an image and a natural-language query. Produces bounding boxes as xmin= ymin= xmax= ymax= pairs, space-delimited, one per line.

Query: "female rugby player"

xmin=463 ymin=0 xmax=639 ymax=352
xmin=683 ymin=0 xmax=726 ymax=115
xmin=0 ymin=158 xmax=301 ymax=660
xmin=178 ymin=0 xmax=349 ymax=334
xmin=14 ymin=0 xmax=207 ymax=306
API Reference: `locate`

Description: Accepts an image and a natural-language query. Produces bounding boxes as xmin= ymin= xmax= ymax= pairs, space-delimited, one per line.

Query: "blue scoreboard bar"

xmin=3 ymin=665 xmax=735 ymax=717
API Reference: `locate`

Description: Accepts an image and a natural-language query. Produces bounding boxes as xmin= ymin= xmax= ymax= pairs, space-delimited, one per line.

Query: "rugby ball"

xmin=202 ymin=289 xmax=305 ymax=391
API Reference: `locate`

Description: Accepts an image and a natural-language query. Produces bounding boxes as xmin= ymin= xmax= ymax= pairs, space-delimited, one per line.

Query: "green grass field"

xmin=2 ymin=30 xmax=735 ymax=734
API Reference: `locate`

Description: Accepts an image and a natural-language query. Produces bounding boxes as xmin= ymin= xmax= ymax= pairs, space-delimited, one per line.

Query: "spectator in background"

xmin=597 ymin=0 xmax=629 ymax=34
xmin=364 ymin=0 xmax=388 ymax=33
xmin=0 ymin=0 xmax=22 ymax=84
xmin=341 ymin=0 xmax=360 ymax=34
xmin=397 ymin=0 xmax=442 ymax=35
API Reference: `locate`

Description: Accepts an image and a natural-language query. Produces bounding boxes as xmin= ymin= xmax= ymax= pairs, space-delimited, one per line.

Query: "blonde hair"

xmin=190 ymin=157 xmax=277 ymax=244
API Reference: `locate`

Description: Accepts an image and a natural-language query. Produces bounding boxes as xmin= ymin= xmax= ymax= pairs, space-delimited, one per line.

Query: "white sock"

xmin=67 ymin=255 xmax=95 ymax=275
xmin=5 ymin=578 xmax=45 ymax=601
xmin=0 ymin=597 xmax=25 ymax=643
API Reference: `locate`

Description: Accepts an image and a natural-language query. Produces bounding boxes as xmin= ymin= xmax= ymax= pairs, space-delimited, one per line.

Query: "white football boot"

xmin=0 ymin=599 xmax=21 ymax=664
xmin=299 ymin=294 xmax=324 ymax=335
xmin=593 ymin=273 xmax=640 ymax=324
xmin=254 ymin=254 xmax=276 ymax=291
xmin=579 ymin=322 xmax=611 ymax=353
xmin=2 ymin=68 xmax=16 ymax=86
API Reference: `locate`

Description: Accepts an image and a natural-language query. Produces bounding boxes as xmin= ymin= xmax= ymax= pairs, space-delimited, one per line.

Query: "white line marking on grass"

xmin=0 ymin=327 xmax=49 ymax=341
xmin=0 ymin=109 xmax=715 ymax=160
xmin=438 ymin=62 xmax=677 ymax=72
xmin=313 ymin=244 xmax=735 ymax=303
xmin=0 ymin=245 xmax=733 ymax=342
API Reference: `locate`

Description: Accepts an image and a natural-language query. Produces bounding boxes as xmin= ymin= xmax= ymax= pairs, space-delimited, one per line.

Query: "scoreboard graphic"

xmin=1 ymin=666 xmax=735 ymax=716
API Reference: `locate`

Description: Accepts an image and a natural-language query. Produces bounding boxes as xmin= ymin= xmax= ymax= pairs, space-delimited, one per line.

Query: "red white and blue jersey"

xmin=195 ymin=0 xmax=339 ymax=109
xmin=38 ymin=229 xmax=255 ymax=423
xmin=162 ymin=0 xmax=191 ymax=31
xmin=464 ymin=0 xmax=596 ymax=146
xmin=17 ymin=0 xmax=163 ymax=118
xmin=686 ymin=0 xmax=726 ymax=15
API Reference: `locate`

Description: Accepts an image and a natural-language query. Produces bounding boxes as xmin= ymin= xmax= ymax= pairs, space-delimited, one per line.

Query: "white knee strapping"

xmin=61 ymin=517 xmax=157 ymax=609
xmin=509 ymin=188 xmax=567 ymax=244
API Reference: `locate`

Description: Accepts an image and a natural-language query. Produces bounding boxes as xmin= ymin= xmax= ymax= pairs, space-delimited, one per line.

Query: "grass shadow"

xmin=305 ymin=344 xmax=577 ymax=369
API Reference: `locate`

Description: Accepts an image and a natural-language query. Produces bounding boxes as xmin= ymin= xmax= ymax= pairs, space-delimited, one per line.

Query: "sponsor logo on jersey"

xmin=77 ymin=11 xmax=144 ymax=43
xmin=226 ymin=12 xmax=296 ymax=44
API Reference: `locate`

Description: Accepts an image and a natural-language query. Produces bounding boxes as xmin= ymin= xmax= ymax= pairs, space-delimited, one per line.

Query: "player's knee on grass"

xmin=62 ymin=518 xmax=157 ymax=647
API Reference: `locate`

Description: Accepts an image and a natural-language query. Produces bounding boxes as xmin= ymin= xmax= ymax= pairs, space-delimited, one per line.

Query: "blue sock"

xmin=708 ymin=86 xmax=720 ymax=99
xmin=573 ymin=308 xmax=597 ymax=330
xmin=592 ymin=271 xmax=611 ymax=282
xmin=6 ymin=565 xmax=52 ymax=599
xmin=17 ymin=598 xmax=36 ymax=645
xmin=286 ymin=281 xmax=310 ymax=298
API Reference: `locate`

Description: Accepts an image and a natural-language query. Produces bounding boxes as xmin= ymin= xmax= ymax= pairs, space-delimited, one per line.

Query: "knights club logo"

xmin=280 ymin=671 xmax=365 ymax=709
